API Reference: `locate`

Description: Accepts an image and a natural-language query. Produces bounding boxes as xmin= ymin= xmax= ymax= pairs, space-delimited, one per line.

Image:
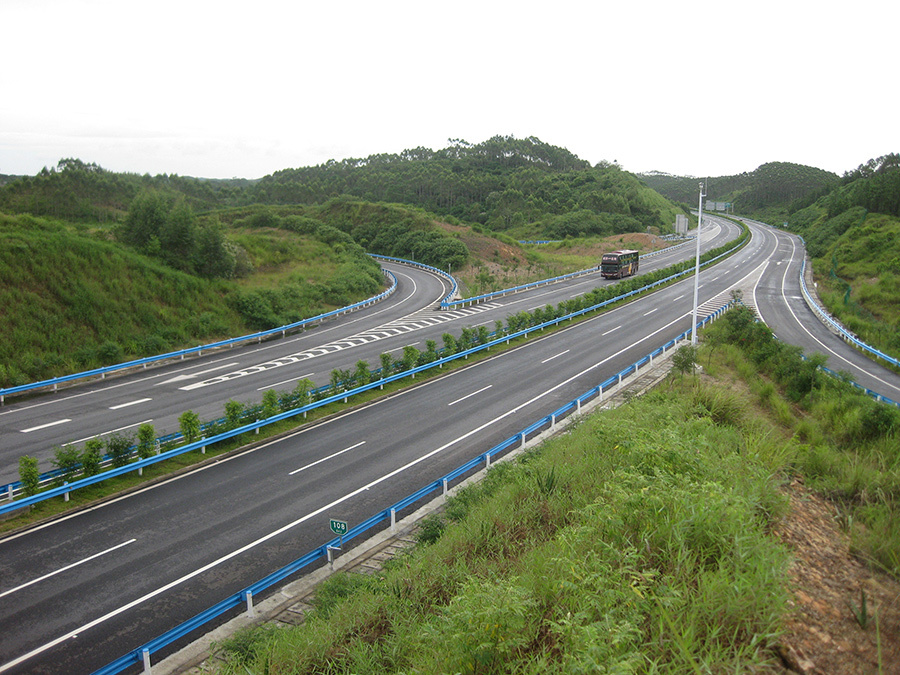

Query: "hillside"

xmin=779 ymin=154 xmax=900 ymax=358
xmin=241 ymin=136 xmax=684 ymax=239
xmin=0 ymin=139 xmax=685 ymax=242
xmin=0 ymin=159 xmax=244 ymax=222
xmin=640 ymin=162 xmax=839 ymax=216
xmin=0 ymin=211 xmax=383 ymax=387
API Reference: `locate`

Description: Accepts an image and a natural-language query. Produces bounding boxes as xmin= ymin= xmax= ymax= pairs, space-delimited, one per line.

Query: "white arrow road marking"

xmin=155 ymin=363 xmax=241 ymax=386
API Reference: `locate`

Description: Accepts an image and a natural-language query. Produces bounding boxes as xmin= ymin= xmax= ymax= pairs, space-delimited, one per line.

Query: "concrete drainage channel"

xmin=157 ymin=344 xmax=683 ymax=675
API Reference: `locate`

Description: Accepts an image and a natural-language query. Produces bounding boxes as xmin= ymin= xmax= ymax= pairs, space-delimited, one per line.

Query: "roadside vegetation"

xmin=209 ymin=304 xmax=899 ymax=674
xmin=0 ymin=210 xmax=383 ymax=387
xmin=782 ymin=154 xmax=900 ymax=361
xmin=7 ymin=227 xmax=748 ymax=515
xmin=645 ymin=153 xmax=900 ymax=363
xmin=0 ymin=136 xmax=698 ymax=388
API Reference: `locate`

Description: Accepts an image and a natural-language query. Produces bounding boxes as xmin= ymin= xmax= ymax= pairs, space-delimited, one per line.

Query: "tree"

xmin=224 ymin=400 xmax=245 ymax=429
xmin=179 ymin=410 xmax=202 ymax=444
xmin=122 ymin=190 xmax=168 ymax=250
xmin=195 ymin=221 xmax=235 ymax=278
xmin=19 ymin=456 xmax=41 ymax=497
xmin=672 ymin=344 xmax=698 ymax=381
xmin=137 ymin=423 xmax=157 ymax=460
xmin=82 ymin=439 xmax=104 ymax=477
xmin=442 ymin=333 xmax=458 ymax=355
xmin=106 ymin=432 xmax=134 ymax=468
xmin=354 ymin=360 xmax=371 ymax=386
xmin=402 ymin=345 xmax=420 ymax=371
xmin=292 ymin=378 xmax=315 ymax=409
xmin=53 ymin=445 xmax=82 ymax=486
xmin=262 ymin=389 xmax=280 ymax=419
xmin=158 ymin=198 xmax=197 ymax=270
xmin=380 ymin=352 xmax=393 ymax=378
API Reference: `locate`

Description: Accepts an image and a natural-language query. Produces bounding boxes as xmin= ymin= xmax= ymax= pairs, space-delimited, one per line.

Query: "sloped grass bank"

xmin=213 ymin=383 xmax=793 ymax=674
xmin=0 ymin=212 xmax=382 ymax=386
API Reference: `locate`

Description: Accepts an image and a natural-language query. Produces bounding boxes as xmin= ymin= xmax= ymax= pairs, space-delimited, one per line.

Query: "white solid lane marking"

xmin=541 ymin=350 xmax=570 ymax=364
xmin=387 ymin=342 xmax=420 ymax=354
xmin=109 ymin=398 xmax=152 ymax=410
xmin=448 ymin=385 xmax=493 ymax=407
xmin=0 ymin=539 xmax=137 ymax=600
xmin=63 ymin=420 xmax=154 ymax=448
xmin=289 ymin=441 xmax=366 ymax=475
xmin=21 ymin=419 xmax=71 ymax=433
xmin=2 ymin=309 xmax=703 ymax=673
xmin=259 ymin=374 xmax=315 ymax=391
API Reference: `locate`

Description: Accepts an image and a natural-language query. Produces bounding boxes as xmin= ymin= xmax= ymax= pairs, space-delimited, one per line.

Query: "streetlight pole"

xmin=690 ymin=182 xmax=705 ymax=345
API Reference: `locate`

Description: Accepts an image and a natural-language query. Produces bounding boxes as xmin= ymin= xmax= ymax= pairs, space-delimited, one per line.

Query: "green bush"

xmin=18 ymin=456 xmax=41 ymax=497
xmin=81 ymin=439 xmax=104 ymax=477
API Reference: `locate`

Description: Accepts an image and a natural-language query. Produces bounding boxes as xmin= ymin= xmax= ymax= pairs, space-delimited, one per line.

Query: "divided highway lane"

xmin=0 ymin=262 xmax=451 ymax=482
xmin=0 ymin=219 xmax=764 ymax=674
xmin=0 ymin=222 xmax=742 ymax=483
xmin=742 ymin=218 xmax=900 ymax=402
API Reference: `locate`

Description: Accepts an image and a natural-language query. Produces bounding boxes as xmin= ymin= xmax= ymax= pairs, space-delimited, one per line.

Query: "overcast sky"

xmin=1 ymin=0 xmax=896 ymax=180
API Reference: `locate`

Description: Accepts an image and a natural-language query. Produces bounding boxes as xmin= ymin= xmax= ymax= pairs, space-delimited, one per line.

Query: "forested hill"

xmin=247 ymin=136 xmax=680 ymax=238
xmin=640 ymin=161 xmax=839 ymax=213
xmin=0 ymin=158 xmax=250 ymax=222
xmin=1 ymin=138 xmax=681 ymax=239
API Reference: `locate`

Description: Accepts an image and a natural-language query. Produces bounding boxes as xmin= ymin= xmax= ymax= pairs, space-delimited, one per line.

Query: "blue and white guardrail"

xmin=0 ymin=237 xmax=746 ymax=503
xmin=799 ymin=258 xmax=900 ymax=370
xmin=0 ymin=266 xmax=398 ymax=405
xmin=441 ymin=236 xmax=696 ymax=310
xmin=89 ymin=303 xmax=735 ymax=675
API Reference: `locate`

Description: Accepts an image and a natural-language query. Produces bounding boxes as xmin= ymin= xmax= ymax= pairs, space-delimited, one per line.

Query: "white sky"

xmin=1 ymin=0 xmax=897 ymax=180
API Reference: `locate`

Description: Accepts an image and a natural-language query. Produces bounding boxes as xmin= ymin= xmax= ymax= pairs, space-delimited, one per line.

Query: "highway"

xmin=2 ymin=217 xmax=899 ymax=674
xmin=742 ymin=218 xmax=900 ymax=402
xmin=0 ymin=221 xmax=740 ymax=484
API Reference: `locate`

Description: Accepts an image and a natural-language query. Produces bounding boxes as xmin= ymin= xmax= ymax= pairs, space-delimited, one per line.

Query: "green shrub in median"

xmin=18 ymin=456 xmax=40 ymax=497
xmin=137 ymin=423 xmax=157 ymax=460
xmin=81 ymin=439 xmax=103 ymax=477
xmin=179 ymin=410 xmax=202 ymax=445
xmin=52 ymin=445 xmax=82 ymax=486
xmin=107 ymin=432 xmax=134 ymax=468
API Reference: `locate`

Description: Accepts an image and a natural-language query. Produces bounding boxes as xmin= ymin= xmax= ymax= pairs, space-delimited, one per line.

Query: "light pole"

xmin=690 ymin=182 xmax=705 ymax=345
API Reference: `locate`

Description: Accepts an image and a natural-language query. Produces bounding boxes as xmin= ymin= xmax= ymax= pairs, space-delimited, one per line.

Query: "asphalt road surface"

xmin=2 ymin=217 xmax=898 ymax=674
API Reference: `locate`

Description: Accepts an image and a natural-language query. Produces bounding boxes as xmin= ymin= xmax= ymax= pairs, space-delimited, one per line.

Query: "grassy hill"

xmin=783 ymin=154 xmax=900 ymax=358
xmin=0 ymin=211 xmax=383 ymax=387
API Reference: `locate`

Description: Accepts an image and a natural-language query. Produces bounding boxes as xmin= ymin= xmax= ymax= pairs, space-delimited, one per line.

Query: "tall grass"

xmin=213 ymin=384 xmax=792 ymax=674
xmin=705 ymin=306 xmax=900 ymax=574
xmin=0 ymin=212 xmax=382 ymax=386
